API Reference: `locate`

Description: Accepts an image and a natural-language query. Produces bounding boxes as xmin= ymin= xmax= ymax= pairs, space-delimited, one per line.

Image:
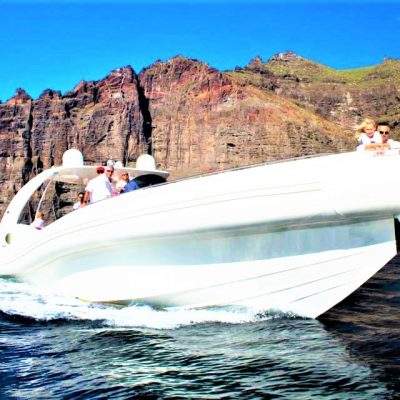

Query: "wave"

xmin=0 ymin=277 xmax=277 ymax=329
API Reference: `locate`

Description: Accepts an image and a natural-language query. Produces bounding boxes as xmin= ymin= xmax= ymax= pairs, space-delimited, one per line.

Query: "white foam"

xmin=0 ymin=278 xmax=268 ymax=329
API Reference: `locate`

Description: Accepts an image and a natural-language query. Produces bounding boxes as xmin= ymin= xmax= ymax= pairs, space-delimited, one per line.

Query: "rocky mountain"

xmin=139 ymin=56 xmax=352 ymax=176
xmin=0 ymin=52 xmax=399 ymax=219
xmin=237 ymin=52 xmax=400 ymax=133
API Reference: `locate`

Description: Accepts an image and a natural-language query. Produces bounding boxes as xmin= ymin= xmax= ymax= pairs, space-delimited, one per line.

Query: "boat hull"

xmin=2 ymin=151 xmax=400 ymax=318
xmin=12 ymin=217 xmax=398 ymax=318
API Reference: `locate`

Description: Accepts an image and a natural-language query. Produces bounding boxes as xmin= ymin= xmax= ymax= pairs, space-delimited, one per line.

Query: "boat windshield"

xmin=14 ymin=165 xmax=158 ymax=226
xmin=17 ymin=179 xmax=84 ymax=225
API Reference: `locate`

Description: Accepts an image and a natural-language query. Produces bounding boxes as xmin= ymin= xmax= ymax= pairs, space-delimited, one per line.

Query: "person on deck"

xmin=377 ymin=124 xmax=400 ymax=150
xmin=115 ymin=171 xmax=130 ymax=194
xmin=124 ymin=154 xmax=168 ymax=193
xmin=83 ymin=165 xmax=114 ymax=204
xmin=73 ymin=192 xmax=86 ymax=210
xmin=31 ymin=211 xmax=45 ymax=230
xmin=123 ymin=177 xmax=139 ymax=192
xmin=356 ymin=118 xmax=381 ymax=151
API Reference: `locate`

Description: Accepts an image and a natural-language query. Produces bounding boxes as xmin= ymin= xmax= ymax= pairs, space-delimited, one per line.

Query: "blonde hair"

xmin=355 ymin=118 xmax=377 ymax=133
xmin=35 ymin=211 xmax=44 ymax=219
xmin=354 ymin=117 xmax=377 ymax=140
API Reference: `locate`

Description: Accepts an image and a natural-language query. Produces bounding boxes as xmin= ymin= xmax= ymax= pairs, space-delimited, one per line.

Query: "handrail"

xmin=0 ymin=168 xmax=59 ymax=227
xmin=36 ymin=176 xmax=54 ymax=216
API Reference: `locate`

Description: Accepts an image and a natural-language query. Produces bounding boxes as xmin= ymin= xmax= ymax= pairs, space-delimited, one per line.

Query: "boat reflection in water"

xmin=1 ymin=149 xmax=400 ymax=318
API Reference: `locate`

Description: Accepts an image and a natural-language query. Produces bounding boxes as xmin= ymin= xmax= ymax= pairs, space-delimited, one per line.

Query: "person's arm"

xmin=123 ymin=179 xmax=139 ymax=193
xmin=363 ymin=143 xmax=389 ymax=151
xmin=356 ymin=144 xmax=365 ymax=151
xmin=389 ymin=140 xmax=400 ymax=150
xmin=82 ymin=191 xmax=90 ymax=206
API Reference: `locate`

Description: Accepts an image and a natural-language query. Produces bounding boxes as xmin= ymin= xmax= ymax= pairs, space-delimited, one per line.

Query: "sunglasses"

xmin=379 ymin=131 xmax=390 ymax=135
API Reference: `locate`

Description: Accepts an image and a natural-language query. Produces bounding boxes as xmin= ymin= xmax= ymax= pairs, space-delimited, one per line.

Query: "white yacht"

xmin=1 ymin=149 xmax=399 ymax=318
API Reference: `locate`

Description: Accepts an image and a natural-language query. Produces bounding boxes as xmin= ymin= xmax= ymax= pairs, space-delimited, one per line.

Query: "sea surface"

xmin=1 ymin=257 xmax=400 ymax=399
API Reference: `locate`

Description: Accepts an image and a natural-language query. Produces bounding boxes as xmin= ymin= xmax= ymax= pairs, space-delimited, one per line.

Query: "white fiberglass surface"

xmin=36 ymin=240 xmax=396 ymax=317
xmin=34 ymin=218 xmax=395 ymax=280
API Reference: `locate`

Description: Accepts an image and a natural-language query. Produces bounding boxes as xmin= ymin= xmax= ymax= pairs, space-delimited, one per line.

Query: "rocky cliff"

xmin=1 ymin=53 xmax=399 ymax=219
xmin=237 ymin=52 xmax=400 ymax=134
xmin=140 ymin=56 xmax=352 ymax=177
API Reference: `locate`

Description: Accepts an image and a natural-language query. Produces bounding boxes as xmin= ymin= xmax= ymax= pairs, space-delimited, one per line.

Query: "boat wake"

xmin=0 ymin=277 xmax=282 ymax=329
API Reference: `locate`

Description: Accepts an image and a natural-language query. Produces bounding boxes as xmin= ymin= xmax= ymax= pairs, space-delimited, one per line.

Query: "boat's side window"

xmin=16 ymin=181 xmax=83 ymax=225
xmin=17 ymin=202 xmax=35 ymax=225
xmin=17 ymin=181 xmax=57 ymax=225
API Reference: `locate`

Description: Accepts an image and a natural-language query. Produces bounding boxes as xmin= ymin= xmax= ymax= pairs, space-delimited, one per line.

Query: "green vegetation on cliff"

xmin=230 ymin=54 xmax=400 ymax=87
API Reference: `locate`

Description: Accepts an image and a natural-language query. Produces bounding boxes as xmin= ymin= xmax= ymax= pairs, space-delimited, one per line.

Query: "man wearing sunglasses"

xmin=377 ymin=124 xmax=400 ymax=150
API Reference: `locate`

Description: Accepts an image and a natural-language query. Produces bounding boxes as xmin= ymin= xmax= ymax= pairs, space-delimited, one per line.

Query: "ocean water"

xmin=1 ymin=258 xmax=400 ymax=399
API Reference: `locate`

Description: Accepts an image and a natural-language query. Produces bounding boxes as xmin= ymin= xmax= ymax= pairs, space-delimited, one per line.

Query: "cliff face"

xmin=29 ymin=66 xmax=145 ymax=168
xmin=140 ymin=56 xmax=353 ymax=177
xmin=0 ymin=67 xmax=146 ymax=218
xmin=0 ymin=89 xmax=33 ymax=211
xmin=240 ymin=53 xmax=400 ymax=134
xmin=1 ymin=53 xmax=398 ymax=218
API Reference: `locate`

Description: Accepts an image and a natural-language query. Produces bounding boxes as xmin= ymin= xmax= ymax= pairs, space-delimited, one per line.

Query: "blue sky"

xmin=1 ymin=0 xmax=399 ymax=101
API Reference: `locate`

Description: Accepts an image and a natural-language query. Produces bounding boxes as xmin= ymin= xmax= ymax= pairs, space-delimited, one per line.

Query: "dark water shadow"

xmin=320 ymin=254 xmax=400 ymax=394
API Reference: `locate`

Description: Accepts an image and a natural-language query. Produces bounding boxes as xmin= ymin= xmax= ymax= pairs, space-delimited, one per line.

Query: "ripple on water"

xmin=1 ymin=257 xmax=400 ymax=399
